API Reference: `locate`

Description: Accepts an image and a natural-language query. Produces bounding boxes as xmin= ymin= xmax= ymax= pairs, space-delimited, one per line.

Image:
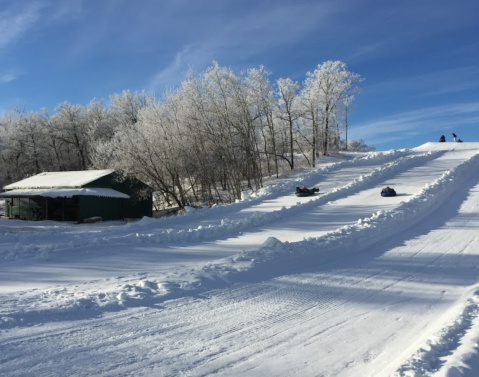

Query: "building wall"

xmin=6 ymin=197 xmax=43 ymax=220
xmin=79 ymin=196 xmax=124 ymax=221
xmin=84 ymin=173 xmax=152 ymax=218
xmin=45 ymin=197 xmax=79 ymax=221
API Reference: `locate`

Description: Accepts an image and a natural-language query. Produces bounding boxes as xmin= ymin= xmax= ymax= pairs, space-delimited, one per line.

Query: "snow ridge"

xmin=107 ymin=150 xmax=440 ymax=246
xmin=0 ymin=150 xmax=409 ymax=261
xmin=394 ymin=291 xmax=479 ymax=376
xmin=131 ymin=149 xmax=409 ymax=225
xmin=45 ymin=150 xmax=440 ymax=252
xmin=3 ymin=150 xmax=477 ymax=329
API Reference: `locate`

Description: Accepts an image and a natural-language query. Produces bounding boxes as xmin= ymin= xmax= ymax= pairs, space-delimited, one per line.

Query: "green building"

xmin=0 ymin=170 xmax=152 ymax=222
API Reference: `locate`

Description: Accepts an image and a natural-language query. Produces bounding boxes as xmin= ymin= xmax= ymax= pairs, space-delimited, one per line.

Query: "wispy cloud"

xmin=147 ymin=45 xmax=201 ymax=93
xmin=0 ymin=3 xmax=44 ymax=49
xmin=49 ymin=0 xmax=83 ymax=21
xmin=350 ymin=102 xmax=479 ymax=144
xmin=0 ymin=73 xmax=17 ymax=83
xmin=343 ymin=41 xmax=391 ymax=63
xmin=146 ymin=1 xmax=343 ymax=93
xmin=216 ymin=2 xmax=338 ymax=50
xmin=0 ymin=1 xmax=83 ymax=52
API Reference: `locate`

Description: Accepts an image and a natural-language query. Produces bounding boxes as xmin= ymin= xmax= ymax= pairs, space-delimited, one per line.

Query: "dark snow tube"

xmin=295 ymin=192 xmax=313 ymax=197
xmin=295 ymin=188 xmax=319 ymax=197
xmin=381 ymin=191 xmax=396 ymax=197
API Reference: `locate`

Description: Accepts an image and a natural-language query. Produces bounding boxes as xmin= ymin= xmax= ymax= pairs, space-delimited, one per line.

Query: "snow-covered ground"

xmin=2 ymin=142 xmax=479 ymax=377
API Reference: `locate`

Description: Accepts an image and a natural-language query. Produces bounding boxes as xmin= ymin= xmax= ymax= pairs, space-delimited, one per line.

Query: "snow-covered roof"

xmin=3 ymin=170 xmax=115 ymax=190
xmin=0 ymin=188 xmax=129 ymax=199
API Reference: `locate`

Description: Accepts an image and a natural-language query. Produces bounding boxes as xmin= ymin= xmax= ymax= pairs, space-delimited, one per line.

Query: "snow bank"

xmin=0 ymin=149 xmax=413 ymax=262
xmin=395 ymin=289 xmax=479 ymax=377
xmin=132 ymin=149 xmax=409 ymax=226
xmin=4 ymin=149 xmax=473 ymax=328
xmin=100 ymin=150 xmax=440 ymax=247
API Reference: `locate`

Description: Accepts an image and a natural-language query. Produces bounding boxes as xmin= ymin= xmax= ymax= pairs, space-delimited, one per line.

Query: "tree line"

xmin=0 ymin=60 xmax=370 ymax=209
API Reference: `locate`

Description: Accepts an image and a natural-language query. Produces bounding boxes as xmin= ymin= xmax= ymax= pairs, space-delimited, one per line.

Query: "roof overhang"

xmin=0 ymin=188 xmax=130 ymax=199
xmin=3 ymin=169 xmax=115 ymax=190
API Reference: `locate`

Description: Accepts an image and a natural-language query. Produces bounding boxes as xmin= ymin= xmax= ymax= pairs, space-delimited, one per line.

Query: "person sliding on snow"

xmin=381 ymin=186 xmax=397 ymax=197
xmin=295 ymin=186 xmax=319 ymax=195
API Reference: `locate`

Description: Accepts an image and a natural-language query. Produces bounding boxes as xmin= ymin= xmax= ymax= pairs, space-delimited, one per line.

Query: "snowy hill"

xmin=1 ymin=142 xmax=479 ymax=376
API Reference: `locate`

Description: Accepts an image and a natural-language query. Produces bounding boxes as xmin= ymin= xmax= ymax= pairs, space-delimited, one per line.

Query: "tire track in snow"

xmin=2 ymin=203 xmax=479 ymax=377
xmin=0 ymin=273 xmax=362 ymax=377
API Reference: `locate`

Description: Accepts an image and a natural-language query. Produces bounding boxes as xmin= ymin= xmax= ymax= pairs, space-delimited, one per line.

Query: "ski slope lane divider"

xmin=136 ymin=149 xmax=411 ymax=224
xmin=2 ymin=151 xmax=470 ymax=328
xmin=238 ymin=151 xmax=479 ymax=274
xmin=0 ymin=149 xmax=411 ymax=262
xmin=120 ymin=151 xmax=479 ymax=304
xmin=114 ymin=150 xmax=442 ymax=246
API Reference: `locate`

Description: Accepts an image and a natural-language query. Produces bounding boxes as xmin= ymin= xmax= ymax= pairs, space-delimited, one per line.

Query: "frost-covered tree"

xmin=85 ymin=99 xmax=116 ymax=142
xmin=340 ymin=139 xmax=376 ymax=152
xmin=246 ymin=66 xmax=279 ymax=177
xmin=184 ymin=62 xmax=263 ymax=197
xmin=299 ymin=61 xmax=362 ymax=163
xmin=51 ymin=102 xmax=90 ymax=170
xmin=275 ymin=78 xmax=300 ymax=169
xmin=0 ymin=107 xmax=54 ymax=181
xmin=0 ymin=60 xmax=367 ymax=210
xmin=109 ymin=90 xmax=151 ymax=126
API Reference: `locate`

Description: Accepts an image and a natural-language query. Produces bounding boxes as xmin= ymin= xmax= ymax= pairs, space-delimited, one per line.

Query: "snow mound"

xmin=395 ymin=291 xmax=479 ymax=376
xmin=263 ymin=237 xmax=284 ymax=248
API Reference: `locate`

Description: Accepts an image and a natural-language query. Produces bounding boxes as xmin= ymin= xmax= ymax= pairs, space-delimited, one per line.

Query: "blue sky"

xmin=1 ymin=0 xmax=478 ymax=151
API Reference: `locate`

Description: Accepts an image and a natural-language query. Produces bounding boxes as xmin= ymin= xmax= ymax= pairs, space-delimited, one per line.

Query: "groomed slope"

xmin=0 ymin=149 xmax=413 ymax=293
xmin=1 ymin=143 xmax=479 ymax=376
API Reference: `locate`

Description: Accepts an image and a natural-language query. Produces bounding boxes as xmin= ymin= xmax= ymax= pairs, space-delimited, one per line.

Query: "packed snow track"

xmin=2 ymin=142 xmax=479 ymax=377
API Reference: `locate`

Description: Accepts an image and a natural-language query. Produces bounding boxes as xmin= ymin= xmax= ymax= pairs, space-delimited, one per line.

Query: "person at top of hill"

xmin=439 ymin=135 xmax=446 ymax=142
xmin=453 ymin=133 xmax=457 ymax=142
